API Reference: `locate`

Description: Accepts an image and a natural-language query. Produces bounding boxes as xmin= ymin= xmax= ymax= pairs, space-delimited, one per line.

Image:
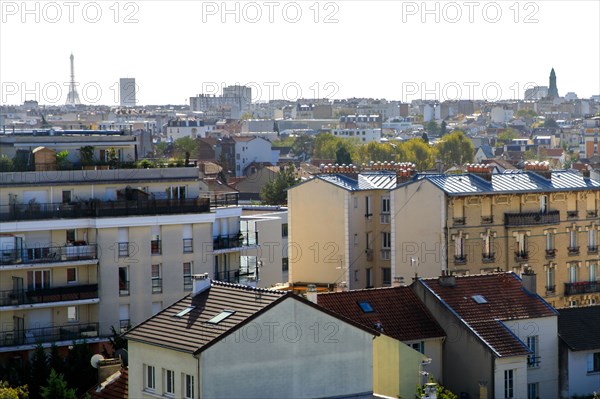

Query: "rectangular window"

xmin=184 ymin=374 xmax=194 ymax=399
xmin=151 ymin=238 xmax=161 ymax=255
xmin=504 ymin=369 xmax=514 ymax=398
xmin=366 ymin=268 xmax=373 ymax=288
xmin=527 ymin=383 xmax=539 ymax=399
xmin=365 ymin=196 xmax=372 ymax=218
xmin=282 ymin=257 xmax=289 ymax=272
xmin=62 ymin=190 xmax=72 ymax=204
xmin=118 ymin=242 xmax=129 ymax=257
xmin=589 ymin=229 xmax=598 ymax=251
xmin=570 ymin=230 xmax=578 ymax=248
xmin=527 ymin=336 xmax=539 ymax=368
xmin=67 ymin=306 xmax=78 ymax=322
xmin=483 ymin=233 xmax=494 ymax=258
xmin=411 ymin=341 xmax=425 ymax=354
xmin=152 ymin=264 xmax=162 ymax=293
xmin=546 ymin=267 xmax=555 ymax=291
xmin=588 ymin=352 xmax=600 ymax=373
xmin=569 ymin=264 xmax=578 ymax=283
xmin=164 ymin=369 xmax=175 ymax=395
xmin=382 ymin=232 xmax=391 ymax=249
xmin=381 ymin=197 xmax=390 ymax=213
xmin=516 ymin=233 xmax=527 ymax=255
xmin=281 ymin=223 xmax=288 ymax=237
xmin=27 ymin=270 xmax=51 ymax=290
xmin=382 ymin=267 xmax=391 ymax=286
xmin=67 ymin=268 xmax=77 ymax=284
xmin=591 ymin=263 xmax=598 ymax=282
xmin=66 ymin=229 xmax=75 ymax=243
xmin=145 ymin=365 xmax=155 ymax=390
xmin=183 ymin=262 xmax=193 ymax=291
xmin=183 ymin=238 xmax=193 ymax=253
xmin=540 ymin=195 xmax=548 ymax=213
xmin=119 ymin=266 xmax=129 ymax=296
xmin=546 ymin=232 xmax=555 ymax=251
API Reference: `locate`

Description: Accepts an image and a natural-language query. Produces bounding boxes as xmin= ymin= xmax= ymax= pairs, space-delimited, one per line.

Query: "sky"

xmin=1 ymin=0 xmax=599 ymax=106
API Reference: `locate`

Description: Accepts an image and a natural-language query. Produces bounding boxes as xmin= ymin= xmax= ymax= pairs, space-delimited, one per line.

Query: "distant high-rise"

xmin=65 ymin=54 xmax=81 ymax=106
xmin=119 ymin=78 xmax=137 ymax=107
xmin=548 ymin=68 xmax=559 ymax=98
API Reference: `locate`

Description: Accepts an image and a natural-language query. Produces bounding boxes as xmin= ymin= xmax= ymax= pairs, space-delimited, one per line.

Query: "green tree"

xmin=0 ymin=381 xmax=28 ymax=399
xmin=497 ymin=128 xmax=518 ymax=142
xmin=105 ymin=147 xmax=119 ymax=167
xmin=313 ymin=133 xmax=338 ymax=159
xmin=40 ymin=370 xmax=76 ymax=399
xmin=403 ymin=138 xmax=435 ymax=171
xmin=154 ymin=141 xmax=169 ymax=158
xmin=0 ymin=156 xmax=14 ymax=172
xmin=28 ymin=345 xmax=48 ymax=399
xmin=78 ymin=146 xmax=94 ymax=166
xmin=56 ymin=151 xmax=71 ymax=170
xmin=416 ymin=381 xmax=458 ymax=399
xmin=64 ymin=341 xmax=96 ymax=396
xmin=291 ymin=135 xmax=315 ymax=159
xmin=435 ymin=131 xmax=475 ymax=168
xmin=335 ymin=145 xmax=353 ymax=164
xmin=440 ymin=120 xmax=447 ymax=136
xmin=544 ymin=118 xmax=559 ymax=128
xmin=260 ymin=164 xmax=299 ymax=205
xmin=516 ymin=109 xmax=537 ymax=118
xmin=425 ymin=120 xmax=439 ymax=136
xmin=173 ymin=137 xmax=198 ymax=160
xmin=48 ymin=344 xmax=64 ymax=376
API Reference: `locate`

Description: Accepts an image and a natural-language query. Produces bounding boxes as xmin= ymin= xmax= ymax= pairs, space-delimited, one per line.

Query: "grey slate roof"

xmin=558 ymin=306 xmax=600 ymax=351
xmin=318 ymin=171 xmax=397 ymax=191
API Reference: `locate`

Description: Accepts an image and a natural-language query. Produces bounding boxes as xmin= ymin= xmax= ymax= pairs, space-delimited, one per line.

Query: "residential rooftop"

xmin=558 ymin=306 xmax=600 ymax=351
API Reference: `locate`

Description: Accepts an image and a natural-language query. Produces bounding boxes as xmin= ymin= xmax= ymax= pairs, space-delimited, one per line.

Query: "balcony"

xmin=380 ymin=213 xmax=390 ymax=224
xmin=504 ymin=210 xmax=560 ymax=227
xmin=482 ymin=253 xmax=495 ymax=263
xmin=0 ymin=194 xmax=239 ymax=222
xmin=567 ymin=211 xmax=579 ymax=219
xmin=0 ymin=244 xmax=97 ymax=267
xmin=588 ymin=246 xmax=598 ymax=254
xmin=545 ymin=249 xmax=557 ymax=259
xmin=213 ymin=232 xmax=258 ymax=252
xmin=568 ymin=246 xmax=580 ymax=256
xmin=564 ymin=281 xmax=600 ymax=296
xmin=587 ymin=210 xmax=598 ymax=219
xmin=453 ymin=217 xmax=466 ymax=226
xmin=0 ymin=284 xmax=98 ymax=307
xmin=481 ymin=216 xmax=494 ymax=224
xmin=454 ymin=255 xmax=467 ymax=265
xmin=515 ymin=251 xmax=529 ymax=262
xmin=119 ymin=319 xmax=130 ymax=333
xmin=0 ymin=323 xmax=100 ymax=348
xmin=545 ymin=285 xmax=556 ymax=295
xmin=214 ymin=269 xmax=240 ymax=284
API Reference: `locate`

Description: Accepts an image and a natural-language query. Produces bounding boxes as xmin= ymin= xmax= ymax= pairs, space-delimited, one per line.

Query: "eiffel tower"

xmin=66 ymin=53 xmax=81 ymax=106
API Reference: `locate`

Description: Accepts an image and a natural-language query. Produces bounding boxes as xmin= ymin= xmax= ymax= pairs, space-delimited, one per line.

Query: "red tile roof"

xmin=420 ymin=272 xmax=557 ymax=357
xmin=89 ymin=369 xmax=128 ymax=399
xmin=317 ymin=286 xmax=445 ymax=342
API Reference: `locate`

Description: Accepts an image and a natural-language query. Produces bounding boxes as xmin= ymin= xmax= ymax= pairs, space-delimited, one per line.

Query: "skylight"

xmin=472 ymin=295 xmax=488 ymax=304
xmin=175 ymin=306 xmax=195 ymax=317
xmin=358 ymin=301 xmax=374 ymax=313
xmin=207 ymin=310 xmax=236 ymax=324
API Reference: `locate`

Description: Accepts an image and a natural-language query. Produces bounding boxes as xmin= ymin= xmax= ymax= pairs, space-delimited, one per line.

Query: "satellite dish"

xmin=114 ymin=349 xmax=129 ymax=367
xmin=90 ymin=354 xmax=105 ymax=369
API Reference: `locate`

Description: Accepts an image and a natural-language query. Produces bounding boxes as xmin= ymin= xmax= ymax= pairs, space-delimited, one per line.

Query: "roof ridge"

xmin=210 ymin=280 xmax=287 ymax=295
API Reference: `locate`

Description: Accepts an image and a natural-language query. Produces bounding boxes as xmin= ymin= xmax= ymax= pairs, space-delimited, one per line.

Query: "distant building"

xmin=549 ymin=68 xmax=559 ymax=98
xmin=525 ymin=86 xmax=549 ymax=100
xmin=119 ymin=78 xmax=136 ymax=107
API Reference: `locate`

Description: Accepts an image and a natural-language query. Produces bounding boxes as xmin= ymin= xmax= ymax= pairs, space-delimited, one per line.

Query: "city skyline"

xmin=1 ymin=1 xmax=598 ymax=105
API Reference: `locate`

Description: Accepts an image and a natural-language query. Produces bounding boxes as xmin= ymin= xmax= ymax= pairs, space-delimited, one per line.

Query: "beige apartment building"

xmin=289 ymin=162 xmax=600 ymax=308
xmin=0 ymin=167 xmax=251 ymax=364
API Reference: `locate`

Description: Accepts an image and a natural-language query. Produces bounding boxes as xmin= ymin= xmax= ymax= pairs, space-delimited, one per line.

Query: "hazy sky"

xmin=1 ymin=0 xmax=599 ymax=106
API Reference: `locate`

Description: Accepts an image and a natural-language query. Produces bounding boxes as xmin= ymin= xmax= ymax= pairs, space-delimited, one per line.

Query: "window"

xmin=62 ymin=190 xmax=72 ymax=204
xmin=454 ymin=232 xmax=466 ymax=262
xmin=184 ymin=374 xmax=194 ymax=398
xmin=381 ymin=197 xmax=390 ymax=213
xmin=589 ymin=228 xmax=598 ymax=251
xmin=282 ymin=257 xmax=289 ymax=272
xmin=411 ymin=341 xmax=424 ymax=354
xmin=118 ymin=242 xmax=129 ymax=257
xmin=67 ymin=268 xmax=77 ymax=284
xmin=119 ymin=266 xmax=129 ymax=296
xmin=27 ymin=270 xmax=51 ymax=290
xmin=591 ymin=263 xmax=598 ymax=282
xmin=527 ymin=336 xmax=539 ymax=368
xmin=569 ymin=229 xmax=578 ymax=249
xmin=164 ymin=369 xmax=175 ymax=395
xmin=151 ymin=238 xmax=161 ymax=255
xmin=281 ymin=223 xmax=288 ymax=237
xmin=365 ymin=196 xmax=372 ymax=218
xmin=527 ymin=383 xmax=539 ymax=399
xmin=67 ymin=306 xmax=78 ymax=322
xmin=382 ymin=267 xmax=391 ymax=286
xmin=504 ymin=369 xmax=514 ymax=398
xmin=167 ymin=186 xmax=186 ymax=200
xmin=540 ymin=195 xmax=548 ymax=213
xmin=366 ymin=268 xmax=373 ymax=288
xmin=152 ymin=264 xmax=162 ymax=293
xmin=546 ymin=266 xmax=555 ymax=291
xmin=66 ymin=229 xmax=75 ymax=243
xmin=145 ymin=365 xmax=155 ymax=391
xmin=587 ymin=352 xmax=600 ymax=373
xmin=546 ymin=231 xmax=555 ymax=252
xmin=358 ymin=301 xmax=373 ymax=313
xmin=208 ymin=310 xmax=235 ymax=324
xmin=569 ymin=264 xmax=578 ymax=283
xmin=516 ymin=232 xmax=528 ymax=257
xmin=382 ymin=232 xmax=391 ymax=249
xmin=483 ymin=230 xmax=494 ymax=259
xmin=183 ymin=238 xmax=193 ymax=253
xmin=183 ymin=262 xmax=193 ymax=291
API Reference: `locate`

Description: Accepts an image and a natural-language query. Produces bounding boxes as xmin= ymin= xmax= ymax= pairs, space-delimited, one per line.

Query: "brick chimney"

xmin=524 ymin=161 xmax=552 ymax=179
xmin=438 ymin=270 xmax=456 ymax=287
xmin=466 ymin=163 xmax=493 ymax=181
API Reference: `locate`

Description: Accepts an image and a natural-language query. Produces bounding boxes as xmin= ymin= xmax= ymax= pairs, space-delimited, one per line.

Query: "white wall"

xmin=234 ymin=138 xmax=274 ymax=177
xmin=200 ymin=297 xmax=374 ymax=399
xmin=567 ymin=350 xmax=600 ymax=397
xmin=494 ymin=356 xmax=528 ymax=399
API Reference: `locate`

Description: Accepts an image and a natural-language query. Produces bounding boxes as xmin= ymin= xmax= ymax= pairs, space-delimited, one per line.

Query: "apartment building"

xmin=0 ymin=167 xmax=248 ymax=364
xmin=288 ymin=164 xmax=404 ymax=290
xmin=392 ymin=162 xmax=600 ymax=308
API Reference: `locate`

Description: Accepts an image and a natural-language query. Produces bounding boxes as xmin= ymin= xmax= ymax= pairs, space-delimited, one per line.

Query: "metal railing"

xmin=588 ymin=246 xmax=598 ymax=254
xmin=0 ymin=284 xmax=98 ymax=307
xmin=564 ymin=281 xmax=600 ymax=296
xmin=119 ymin=281 xmax=130 ymax=296
xmin=213 ymin=232 xmax=258 ymax=251
xmin=0 ymin=244 xmax=97 ymax=266
xmin=482 ymin=253 xmax=495 ymax=262
xmin=0 ymin=323 xmax=100 ymax=347
xmin=453 ymin=217 xmax=466 ymax=226
xmin=515 ymin=251 xmax=529 ymax=262
xmin=481 ymin=216 xmax=494 ymax=224
xmin=454 ymin=255 xmax=467 ymax=265
xmin=214 ymin=269 xmax=240 ymax=284
xmin=504 ymin=210 xmax=560 ymax=226
xmin=152 ymin=278 xmax=163 ymax=294
xmin=568 ymin=246 xmax=580 ymax=256
xmin=545 ymin=249 xmax=557 ymax=259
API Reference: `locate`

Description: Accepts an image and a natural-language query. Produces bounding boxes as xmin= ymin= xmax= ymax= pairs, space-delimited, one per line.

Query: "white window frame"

xmin=504 ymin=369 xmax=514 ymax=398
xmin=66 ymin=267 xmax=77 ymax=284
xmin=145 ymin=365 xmax=156 ymax=391
xmin=67 ymin=306 xmax=78 ymax=322
xmin=164 ymin=369 xmax=175 ymax=396
xmin=183 ymin=374 xmax=194 ymax=399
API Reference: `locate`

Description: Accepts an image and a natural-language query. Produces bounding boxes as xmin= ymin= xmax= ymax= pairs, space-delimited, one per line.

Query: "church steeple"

xmin=548 ymin=67 xmax=558 ymax=98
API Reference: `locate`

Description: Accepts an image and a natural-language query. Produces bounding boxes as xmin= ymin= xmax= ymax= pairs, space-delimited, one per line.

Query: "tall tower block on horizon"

xmin=548 ymin=67 xmax=559 ymax=98
xmin=66 ymin=53 xmax=81 ymax=106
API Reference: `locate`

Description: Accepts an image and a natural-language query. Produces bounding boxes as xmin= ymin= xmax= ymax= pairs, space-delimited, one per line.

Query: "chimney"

xmin=438 ymin=271 xmax=456 ymax=287
xmin=98 ymin=358 xmax=121 ymax=384
xmin=524 ymin=161 xmax=552 ymax=179
xmin=392 ymin=276 xmax=404 ymax=287
xmin=306 ymin=284 xmax=317 ymax=304
xmin=466 ymin=163 xmax=493 ymax=181
xmin=521 ymin=267 xmax=536 ymax=294
xmin=582 ymin=165 xmax=591 ymax=178
xmin=192 ymin=273 xmax=211 ymax=296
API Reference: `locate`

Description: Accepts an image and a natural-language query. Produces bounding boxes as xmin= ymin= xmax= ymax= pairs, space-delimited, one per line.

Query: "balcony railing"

xmin=545 ymin=285 xmax=556 ymax=295
xmin=515 ymin=251 xmax=529 ymax=262
xmin=213 ymin=232 xmax=258 ymax=251
xmin=482 ymin=253 xmax=495 ymax=263
xmin=545 ymin=249 xmax=557 ymax=259
xmin=453 ymin=217 xmax=466 ymax=226
xmin=568 ymin=246 xmax=580 ymax=256
xmin=454 ymin=255 xmax=467 ymax=265
xmin=214 ymin=269 xmax=240 ymax=284
xmin=0 ymin=244 xmax=97 ymax=266
xmin=504 ymin=210 xmax=560 ymax=226
xmin=381 ymin=249 xmax=391 ymax=260
xmin=380 ymin=213 xmax=390 ymax=224
xmin=119 ymin=319 xmax=130 ymax=333
xmin=119 ymin=281 xmax=129 ymax=296
xmin=564 ymin=281 xmax=600 ymax=296
xmin=151 ymin=278 xmax=162 ymax=294
xmin=588 ymin=246 xmax=598 ymax=254
xmin=151 ymin=240 xmax=161 ymax=255
xmin=183 ymin=275 xmax=193 ymax=291
xmin=0 ymin=284 xmax=98 ymax=307
xmin=587 ymin=210 xmax=598 ymax=218
xmin=481 ymin=216 xmax=494 ymax=224
xmin=567 ymin=211 xmax=579 ymax=219
xmin=0 ymin=323 xmax=100 ymax=348
xmin=0 ymin=195 xmax=239 ymax=222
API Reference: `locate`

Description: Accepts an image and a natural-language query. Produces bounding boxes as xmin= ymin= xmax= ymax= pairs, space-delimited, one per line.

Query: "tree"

xmin=154 ymin=141 xmax=169 ymax=158
xmin=78 ymin=146 xmax=94 ymax=166
xmin=40 ymin=370 xmax=77 ymax=399
xmin=335 ymin=145 xmax=353 ymax=164
xmin=544 ymin=118 xmax=559 ymax=128
xmin=56 ymin=151 xmax=71 ymax=170
xmin=0 ymin=156 xmax=14 ymax=172
xmin=403 ymin=138 xmax=435 ymax=171
xmin=260 ymin=164 xmax=299 ymax=205
xmin=516 ymin=109 xmax=537 ymax=118
xmin=0 ymin=381 xmax=28 ymax=399
xmin=440 ymin=120 xmax=447 ymax=136
xmin=28 ymin=345 xmax=48 ymax=399
xmin=173 ymin=137 xmax=198 ymax=160
xmin=421 ymin=132 xmax=429 ymax=144
xmin=105 ymin=147 xmax=119 ymax=167
xmin=435 ymin=131 xmax=475 ymax=169
xmin=48 ymin=344 xmax=64 ymax=376
xmin=425 ymin=120 xmax=439 ymax=136
xmin=291 ymin=135 xmax=315 ymax=160
xmin=497 ymin=128 xmax=518 ymax=142
xmin=64 ymin=341 xmax=96 ymax=396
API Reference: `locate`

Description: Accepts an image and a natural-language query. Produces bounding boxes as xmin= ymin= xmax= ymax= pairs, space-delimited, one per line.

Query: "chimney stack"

xmin=524 ymin=161 xmax=552 ymax=179
xmin=306 ymin=284 xmax=317 ymax=304
xmin=438 ymin=270 xmax=456 ymax=287
xmin=392 ymin=276 xmax=404 ymax=287
xmin=466 ymin=163 xmax=493 ymax=181
xmin=192 ymin=273 xmax=211 ymax=296
xmin=521 ymin=267 xmax=536 ymax=294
